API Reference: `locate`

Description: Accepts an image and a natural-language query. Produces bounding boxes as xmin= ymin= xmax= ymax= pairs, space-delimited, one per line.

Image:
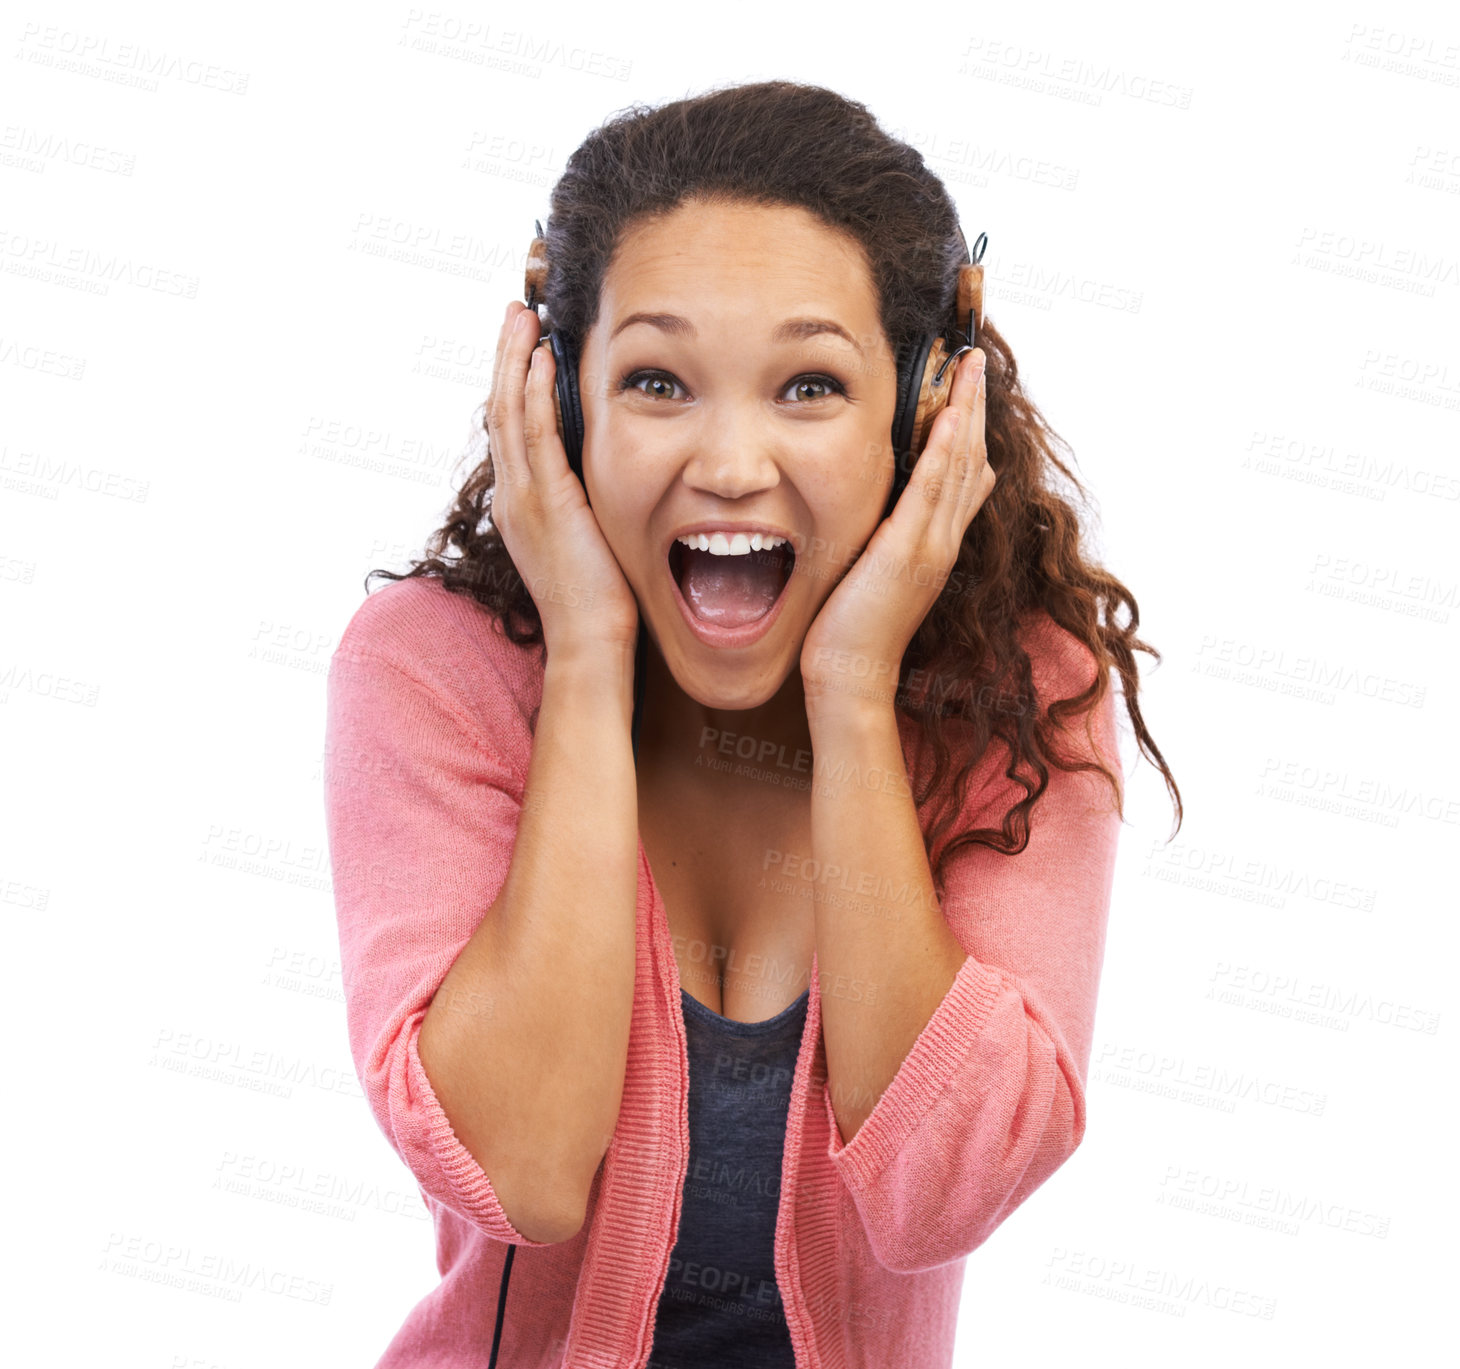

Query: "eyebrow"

xmin=609 ymin=312 xmax=865 ymax=355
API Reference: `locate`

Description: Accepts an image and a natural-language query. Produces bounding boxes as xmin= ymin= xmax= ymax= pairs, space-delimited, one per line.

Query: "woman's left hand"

xmin=799 ymin=348 xmax=995 ymax=710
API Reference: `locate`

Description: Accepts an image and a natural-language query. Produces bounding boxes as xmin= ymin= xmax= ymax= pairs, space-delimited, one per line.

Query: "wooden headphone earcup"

xmin=524 ymin=235 xmax=548 ymax=306
xmin=907 ymin=334 xmax=959 ymax=459
xmin=957 ymin=262 xmax=984 ymax=338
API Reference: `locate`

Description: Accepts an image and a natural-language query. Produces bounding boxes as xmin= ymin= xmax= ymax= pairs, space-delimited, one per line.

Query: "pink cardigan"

xmin=323 ymin=575 xmax=1123 ymax=1368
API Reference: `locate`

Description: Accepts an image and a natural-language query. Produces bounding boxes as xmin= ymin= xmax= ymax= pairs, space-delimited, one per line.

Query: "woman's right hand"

xmin=486 ymin=301 xmax=642 ymax=656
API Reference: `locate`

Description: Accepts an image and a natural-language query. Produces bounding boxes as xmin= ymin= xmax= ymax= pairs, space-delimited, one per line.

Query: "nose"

xmin=678 ymin=402 xmax=785 ymax=501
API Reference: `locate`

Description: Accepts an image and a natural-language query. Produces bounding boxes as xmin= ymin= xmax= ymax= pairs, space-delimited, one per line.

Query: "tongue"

xmin=679 ymin=547 xmax=784 ymax=627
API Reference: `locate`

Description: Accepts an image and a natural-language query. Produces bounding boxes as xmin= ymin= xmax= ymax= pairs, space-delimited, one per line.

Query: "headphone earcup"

xmin=887 ymin=332 xmax=933 ymax=519
xmin=907 ymin=334 xmax=962 ymax=458
xmin=548 ymin=329 xmax=585 ymax=485
xmin=888 ymin=331 xmax=953 ymax=520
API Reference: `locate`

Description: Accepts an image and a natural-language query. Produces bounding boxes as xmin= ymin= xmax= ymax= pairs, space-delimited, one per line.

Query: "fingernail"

xmin=504 ymin=301 xmax=515 ymax=325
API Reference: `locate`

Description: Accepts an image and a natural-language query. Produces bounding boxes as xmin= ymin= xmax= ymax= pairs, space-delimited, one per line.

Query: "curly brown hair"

xmin=366 ymin=78 xmax=1183 ymax=881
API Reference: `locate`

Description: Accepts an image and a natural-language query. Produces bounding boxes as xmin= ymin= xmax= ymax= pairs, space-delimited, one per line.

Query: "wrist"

xmin=545 ymin=637 xmax=637 ymax=703
xmin=801 ymin=640 xmax=907 ymax=718
xmin=804 ymin=680 xmax=900 ymax=731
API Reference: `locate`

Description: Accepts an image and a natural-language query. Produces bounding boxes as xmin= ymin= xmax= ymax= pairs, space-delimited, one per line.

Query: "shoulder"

xmin=1017 ymin=608 xmax=1102 ymax=710
xmin=902 ymin=609 xmax=1116 ymax=811
xmin=331 ymin=575 xmax=546 ymax=768
xmin=1017 ymin=609 xmax=1121 ymax=784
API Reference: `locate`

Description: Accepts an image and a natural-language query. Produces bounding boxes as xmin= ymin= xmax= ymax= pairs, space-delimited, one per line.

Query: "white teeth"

xmin=675 ymin=531 xmax=788 ymax=556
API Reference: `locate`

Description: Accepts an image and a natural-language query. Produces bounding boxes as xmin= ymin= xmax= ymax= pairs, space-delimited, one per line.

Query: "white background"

xmin=4 ymin=0 xmax=1456 ymax=1364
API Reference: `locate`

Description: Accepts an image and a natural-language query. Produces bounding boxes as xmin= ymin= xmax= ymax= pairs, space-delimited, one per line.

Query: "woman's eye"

xmin=625 ymin=372 xmax=684 ymax=400
xmin=783 ymin=375 xmax=844 ymax=403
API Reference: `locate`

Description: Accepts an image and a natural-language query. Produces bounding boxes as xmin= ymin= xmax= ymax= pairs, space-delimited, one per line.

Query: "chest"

xmin=638 ymin=773 xmax=815 ymax=1024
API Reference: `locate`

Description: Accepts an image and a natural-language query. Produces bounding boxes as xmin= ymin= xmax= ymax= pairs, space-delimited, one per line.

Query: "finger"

xmin=969 ymin=351 xmax=990 ymax=495
xmin=489 ymin=299 xmax=523 ymax=414
xmin=901 ymin=421 xmax=948 ymax=547
xmin=487 ymin=300 xmax=523 ymax=472
xmin=489 ymin=306 xmax=542 ymax=493
xmin=522 ymin=336 xmax=562 ymax=487
xmin=944 ymin=349 xmax=987 ymax=541
xmin=907 ymin=353 xmax=975 ymax=542
xmin=958 ymin=353 xmax=996 ymax=538
xmin=486 ymin=303 xmax=520 ymax=497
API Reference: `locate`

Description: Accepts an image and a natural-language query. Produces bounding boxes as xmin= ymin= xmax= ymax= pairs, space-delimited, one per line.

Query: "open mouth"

xmin=668 ymin=538 xmax=796 ymax=628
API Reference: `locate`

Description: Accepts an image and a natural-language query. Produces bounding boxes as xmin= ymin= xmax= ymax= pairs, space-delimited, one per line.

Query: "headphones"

xmin=522 ymin=218 xmax=987 ymax=524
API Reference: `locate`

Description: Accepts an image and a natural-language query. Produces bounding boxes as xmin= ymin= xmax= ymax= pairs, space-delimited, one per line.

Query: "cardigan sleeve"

xmin=821 ymin=632 xmax=1123 ymax=1273
xmin=323 ymin=644 xmax=555 ymax=1248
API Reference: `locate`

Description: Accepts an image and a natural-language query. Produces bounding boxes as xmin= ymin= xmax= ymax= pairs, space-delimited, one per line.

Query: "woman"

xmin=325 ymin=80 xmax=1181 ymax=1369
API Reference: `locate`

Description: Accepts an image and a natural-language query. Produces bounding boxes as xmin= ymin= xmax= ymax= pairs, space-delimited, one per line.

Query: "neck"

xmin=634 ymin=634 xmax=814 ymax=784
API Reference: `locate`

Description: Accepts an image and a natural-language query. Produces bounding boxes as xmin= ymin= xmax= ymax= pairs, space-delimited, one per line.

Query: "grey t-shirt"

xmin=646 ymin=984 xmax=811 ymax=1369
